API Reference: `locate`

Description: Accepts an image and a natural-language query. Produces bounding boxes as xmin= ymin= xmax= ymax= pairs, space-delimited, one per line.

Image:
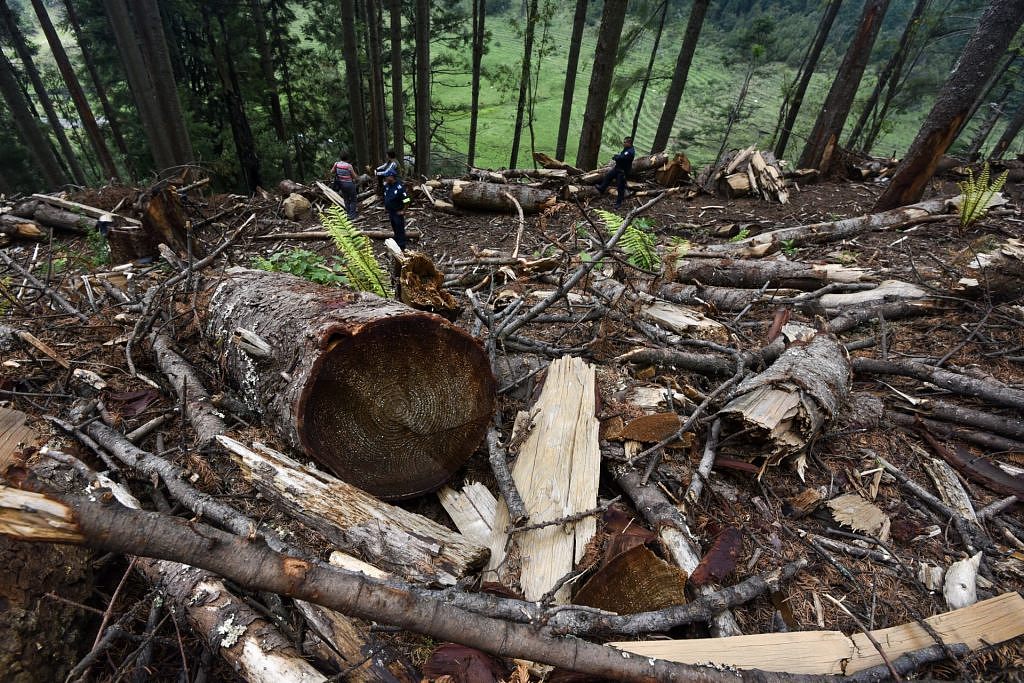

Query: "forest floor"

xmin=1 ymin=169 xmax=1023 ymax=681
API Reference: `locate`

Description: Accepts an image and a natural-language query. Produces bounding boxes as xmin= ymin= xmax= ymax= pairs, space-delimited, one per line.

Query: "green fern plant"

xmin=958 ymin=162 xmax=1008 ymax=228
xmin=320 ymin=205 xmax=393 ymax=297
xmin=595 ymin=209 xmax=660 ymax=271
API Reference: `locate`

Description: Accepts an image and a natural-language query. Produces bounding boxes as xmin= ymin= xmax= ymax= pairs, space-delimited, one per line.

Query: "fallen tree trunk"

xmin=578 ymin=153 xmax=670 ymax=184
xmin=0 ymin=213 xmax=47 ymax=242
xmin=703 ymin=196 xmax=953 ymax=256
xmin=659 ymin=283 xmax=803 ymax=312
xmin=852 ymin=357 xmax=1024 ymax=411
xmin=532 ymin=152 xmax=583 ymax=175
xmin=450 ymin=181 xmax=556 ymax=214
xmin=218 ymin=437 xmax=488 ymax=585
xmin=675 ymin=257 xmax=870 ymax=290
xmin=0 ymin=488 xmax=832 ymax=683
xmin=719 ymin=332 xmax=851 ymax=474
xmin=251 ymin=228 xmax=423 ymax=241
xmin=12 ymin=201 xmax=94 ymax=233
xmin=206 ymin=269 xmax=496 ymax=500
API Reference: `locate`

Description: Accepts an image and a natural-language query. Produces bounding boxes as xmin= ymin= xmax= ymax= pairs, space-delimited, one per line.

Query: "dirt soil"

xmin=1 ymin=171 xmax=1023 ymax=681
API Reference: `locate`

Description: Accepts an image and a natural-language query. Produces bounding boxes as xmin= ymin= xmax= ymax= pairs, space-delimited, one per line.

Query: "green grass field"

xmin=430 ymin=6 xmax=947 ymax=172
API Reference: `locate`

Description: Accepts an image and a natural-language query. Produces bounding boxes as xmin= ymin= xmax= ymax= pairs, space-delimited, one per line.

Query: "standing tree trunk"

xmin=206 ymin=269 xmax=495 ymax=501
xmin=270 ymin=0 xmax=305 ymax=177
xmin=249 ymin=0 xmax=292 ymax=178
xmin=340 ymin=0 xmax=369 ymax=169
xmin=630 ymin=0 xmax=667 ymax=143
xmin=509 ymin=0 xmax=538 ymax=169
xmin=61 ymin=0 xmax=132 ymax=172
xmin=965 ymin=81 xmax=1013 ymax=160
xmin=990 ymin=96 xmax=1024 ymax=159
xmin=575 ymin=0 xmax=628 ymax=170
xmin=774 ymin=0 xmax=843 ymax=162
xmin=133 ymin=0 xmax=194 ymax=167
xmin=798 ymin=0 xmax=890 ymax=174
xmin=364 ymin=0 xmax=388 ymax=163
xmin=0 ymin=50 xmax=66 ymax=187
xmin=555 ymin=0 xmax=587 ymax=161
xmin=846 ymin=0 xmax=930 ymax=153
xmin=0 ymin=0 xmax=86 ymax=185
xmin=652 ymin=0 xmax=709 ymax=154
xmin=468 ymin=0 xmax=486 ymax=166
xmin=414 ymin=0 xmax=431 ymax=175
xmin=206 ymin=11 xmax=262 ymax=192
xmin=389 ymin=0 xmax=404 ymax=164
xmin=875 ymin=0 xmax=1024 ymax=211
xmin=29 ymin=0 xmax=119 ymax=182
xmin=102 ymin=0 xmax=175 ymax=171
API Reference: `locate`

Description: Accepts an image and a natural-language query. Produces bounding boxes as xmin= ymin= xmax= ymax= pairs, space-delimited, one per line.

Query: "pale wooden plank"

xmin=609 ymin=592 xmax=1024 ymax=676
xmin=848 ymin=592 xmax=1024 ymax=672
xmin=610 ymin=631 xmax=854 ymax=675
xmin=486 ymin=356 xmax=600 ymax=602
xmin=438 ymin=482 xmax=497 ymax=547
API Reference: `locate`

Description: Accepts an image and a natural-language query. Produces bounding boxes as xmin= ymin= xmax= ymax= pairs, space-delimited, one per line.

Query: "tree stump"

xmin=207 ymin=269 xmax=496 ymax=500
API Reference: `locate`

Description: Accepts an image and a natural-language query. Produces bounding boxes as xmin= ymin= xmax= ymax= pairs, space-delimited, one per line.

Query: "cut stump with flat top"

xmin=207 ymin=269 xmax=496 ymax=500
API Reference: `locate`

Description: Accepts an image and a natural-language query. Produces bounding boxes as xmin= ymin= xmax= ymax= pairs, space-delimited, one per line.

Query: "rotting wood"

xmin=139 ymin=186 xmax=197 ymax=257
xmin=720 ymin=332 xmax=851 ymax=476
xmin=572 ymin=545 xmax=688 ymax=615
xmin=451 ymin=181 xmax=556 ymax=214
xmin=206 ymin=268 xmax=495 ymax=500
xmin=610 ymin=592 xmax=1024 ymax=675
xmin=486 ymin=356 xmax=600 ymax=602
xmin=218 ymin=436 xmax=488 ymax=585
xmin=0 ymin=407 xmax=37 ymax=471
xmin=395 ymin=250 xmax=462 ymax=321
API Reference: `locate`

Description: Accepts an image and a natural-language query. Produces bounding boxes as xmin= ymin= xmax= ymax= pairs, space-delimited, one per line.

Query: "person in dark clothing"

xmin=329 ymin=152 xmax=359 ymax=219
xmin=382 ymin=169 xmax=411 ymax=249
xmin=596 ymin=136 xmax=636 ymax=208
xmin=374 ymin=149 xmax=399 ymax=197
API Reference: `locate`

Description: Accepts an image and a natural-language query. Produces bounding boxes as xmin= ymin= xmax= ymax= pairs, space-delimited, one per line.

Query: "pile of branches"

xmin=1 ymin=174 xmax=1023 ymax=682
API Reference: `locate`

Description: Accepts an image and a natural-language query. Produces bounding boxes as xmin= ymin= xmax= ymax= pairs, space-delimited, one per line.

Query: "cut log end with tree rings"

xmin=208 ymin=269 xmax=496 ymax=500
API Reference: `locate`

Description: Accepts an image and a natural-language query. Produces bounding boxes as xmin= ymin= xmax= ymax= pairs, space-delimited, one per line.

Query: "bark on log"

xmin=852 ymin=358 xmax=1024 ymax=411
xmin=659 ymin=283 xmax=803 ymax=312
xmin=675 ymin=257 xmax=870 ymax=290
xmin=218 ymin=436 xmax=487 ymax=585
xmin=26 ymin=204 xmax=95 ymax=233
xmin=720 ymin=333 xmax=851 ymax=472
xmin=0 ymin=213 xmax=47 ymax=241
xmin=703 ymin=196 xmax=952 ymax=256
xmin=206 ymin=269 xmax=496 ymax=500
xmin=151 ymin=331 xmax=227 ymax=448
xmin=896 ymin=397 xmax=1024 ymax=441
xmin=0 ymin=487 xmax=831 ymax=683
xmin=532 ymin=152 xmax=583 ymax=175
xmin=578 ymin=153 xmax=670 ymax=184
xmin=396 ymin=251 xmax=463 ymax=321
xmin=30 ymin=192 xmax=141 ymax=225
xmin=450 ymin=181 xmax=556 ymax=214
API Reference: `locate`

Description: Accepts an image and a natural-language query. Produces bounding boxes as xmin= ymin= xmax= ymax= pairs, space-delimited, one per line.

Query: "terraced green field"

xmin=431 ymin=7 xmax=948 ymax=172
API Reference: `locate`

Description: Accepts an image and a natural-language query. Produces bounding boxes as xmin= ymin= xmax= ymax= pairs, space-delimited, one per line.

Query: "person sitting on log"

xmin=374 ymin=149 xmax=399 ymax=197
xmin=596 ymin=136 xmax=635 ymax=208
xmin=329 ymin=152 xmax=359 ymax=220
xmin=382 ymin=169 xmax=411 ymax=250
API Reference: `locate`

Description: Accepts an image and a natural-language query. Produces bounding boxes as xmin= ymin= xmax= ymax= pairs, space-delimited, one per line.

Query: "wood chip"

xmin=826 ymin=492 xmax=891 ymax=542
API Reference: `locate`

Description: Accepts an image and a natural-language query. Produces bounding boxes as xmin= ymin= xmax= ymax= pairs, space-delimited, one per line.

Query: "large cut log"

xmin=719 ymin=332 xmax=851 ymax=476
xmin=218 ymin=436 xmax=487 ymax=584
xmin=206 ymin=269 xmax=496 ymax=500
xmin=30 ymin=192 xmax=141 ymax=225
xmin=703 ymin=196 xmax=953 ymax=256
xmin=532 ymin=152 xmax=583 ymax=174
xmin=579 ymin=153 xmax=670 ymax=184
xmin=675 ymin=257 xmax=870 ymax=290
xmin=25 ymin=203 xmax=95 ymax=233
xmin=486 ymin=356 xmax=601 ymax=602
xmin=450 ymin=181 xmax=556 ymax=214
xmin=0 ymin=213 xmax=47 ymax=242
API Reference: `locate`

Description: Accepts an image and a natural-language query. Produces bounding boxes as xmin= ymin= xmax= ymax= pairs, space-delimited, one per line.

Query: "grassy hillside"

xmin=430 ymin=4 xmax=957 ymax=172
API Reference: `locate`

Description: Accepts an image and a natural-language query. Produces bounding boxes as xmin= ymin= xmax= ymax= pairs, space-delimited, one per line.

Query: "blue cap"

xmin=383 ymin=169 xmax=398 ymax=177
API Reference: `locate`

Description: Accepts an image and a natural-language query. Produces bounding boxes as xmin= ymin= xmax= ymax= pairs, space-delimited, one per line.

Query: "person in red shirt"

xmin=329 ymin=152 xmax=358 ymax=219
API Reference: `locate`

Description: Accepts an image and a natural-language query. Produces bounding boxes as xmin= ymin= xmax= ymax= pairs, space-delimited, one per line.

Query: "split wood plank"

xmin=640 ymin=301 xmax=729 ymax=343
xmin=610 ymin=592 xmax=1024 ymax=675
xmin=0 ymin=407 xmax=39 ymax=471
xmin=486 ymin=355 xmax=601 ymax=602
xmin=438 ymin=482 xmax=497 ymax=547
xmin=218 ymin=436 xmax=488 ymax=585
xmin=16 ymin=330 xmax=70 ymax=369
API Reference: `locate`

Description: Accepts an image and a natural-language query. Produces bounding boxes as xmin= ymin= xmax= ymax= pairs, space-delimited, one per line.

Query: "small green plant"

xmin=320 ymin=205 xmax=393 ymax=297
xmin=729 ymin=226 xmax=750 ymax=242
xmin=253 ymin=248 xmax=348 ymax=286
xmin=595 ymin=209 xmax=660 ymax=271
xmin=958 ymin=162 xmax=1008 ymax=228
xmin=781 ymin=238 xmax=797 ymax=256
xmin=85 ymin=227 xmax=110 ymax=268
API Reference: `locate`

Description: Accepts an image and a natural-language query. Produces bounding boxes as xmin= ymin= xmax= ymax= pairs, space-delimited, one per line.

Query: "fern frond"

xmin=958 ymin=162 xmax=1008 ymax=228
xmin=596 ymin=209 xmax=660 ymax=271
xmin=320 ymin=206 xmax=393 ymax=297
